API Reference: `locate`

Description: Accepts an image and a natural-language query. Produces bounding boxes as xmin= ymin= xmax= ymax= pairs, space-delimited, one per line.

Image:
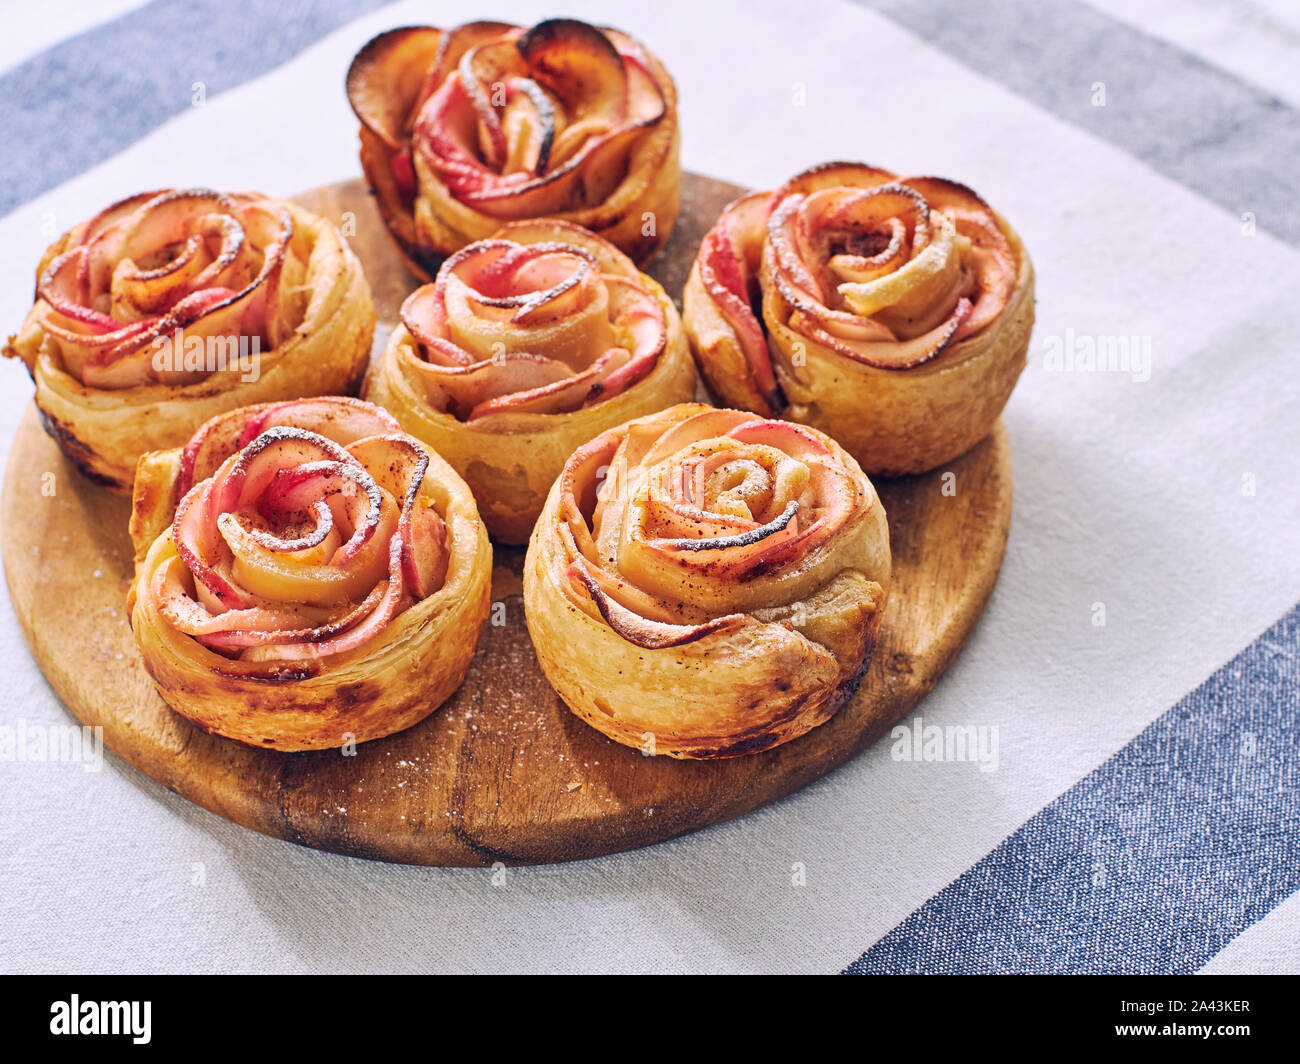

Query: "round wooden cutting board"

xmin=1 ymin=173 xmax=1012 ymax=866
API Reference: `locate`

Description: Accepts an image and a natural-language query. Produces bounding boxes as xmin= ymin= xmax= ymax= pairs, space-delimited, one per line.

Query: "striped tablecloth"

xmin=1 ymin=0 xmax=1296 ymax=974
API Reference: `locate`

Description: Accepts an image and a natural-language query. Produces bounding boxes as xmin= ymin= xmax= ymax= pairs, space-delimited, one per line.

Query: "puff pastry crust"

xmin=3 ymin=189 xmax=375 ymax=493
xmin=346 ymin=17 xmax=680 ymax=275
xmin=524 ymin=403 xmax=891 ymax=759
xmin=364 ymin=219 xmax=697 ymax=543
xmin=683 ymin=163 xmax=1035 ymax=475
xmin=127 ymin=397 xmax=491 ymax=751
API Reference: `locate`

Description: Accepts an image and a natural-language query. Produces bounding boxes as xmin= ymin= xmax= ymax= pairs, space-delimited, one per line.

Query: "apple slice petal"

xmin=465 ymin=352 xmax=612 ymax=420
xmin=567 ymin=555 xmax=745 ymax=649
xmin=418 ymin=20 xmax=520 ymax=117
xmin=501 ymin=77 xmax=555 ymax=174
xmin=398 ymin=223 xmax=670 ymax=419
xmin=634 ymin=408 xmax=753 ymax=468
xmin=38 ymin=248 xmax=118 ymax=331
xmin=400 ymin=500 xmax=447 ymax=599
xmin=35 ymin=190 xmax=299 ymax=390
xmin=726 ymin=418 xmax=832 ymax=460
xmin=409 ymin=352 xmax=574 ymax=416
xmin=194 ymin=584 xmax=386 ymax=651
xmin=796 ymin=297 xmax=972 ymax=369
xmin=698 ymin=196 xmax=782 ymax=409
xmin=771 ymin=161 xmax=898 ymax=205
xmin=459 ymin=39 xmax=528 ymax=169
xmin=346 ymin=25 xmax=443 ymax=150
xmin=515 ymin=18 xmax=628 ymax=129
xmin=491 ymin=218 xmax=638 ymax=277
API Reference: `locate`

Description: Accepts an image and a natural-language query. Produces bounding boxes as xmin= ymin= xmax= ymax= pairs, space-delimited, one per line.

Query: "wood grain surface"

xmin=0 ymin=173 xmax=1013 ymax=866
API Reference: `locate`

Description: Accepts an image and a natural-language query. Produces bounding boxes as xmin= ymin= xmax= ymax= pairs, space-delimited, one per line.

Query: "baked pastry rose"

xmin=4 ymin=188 xmax=375 ymax=492
xmin=683 ymin=163 xmax=1034 ymax=475
xmin=524 ymin=403 xmax=890 ymax=759
xmin=365 ymin=219 xmax=697 ymax=543
xmin=127 ymin=397 xmax=490 ymax=751
xmin=346 ymin=17 xmax=680 ymax=275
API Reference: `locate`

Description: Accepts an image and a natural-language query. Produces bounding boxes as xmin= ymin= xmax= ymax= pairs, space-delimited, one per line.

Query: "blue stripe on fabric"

xmin=0 ymin=0 xmax=394 ymax=218
xmin=854 ymin=0 xmax=1300 ymax=246
xmin=844 ymin=602 xmax=1300 ymax=974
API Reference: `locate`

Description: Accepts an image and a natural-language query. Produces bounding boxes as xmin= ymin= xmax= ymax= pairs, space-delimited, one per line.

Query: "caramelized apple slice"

xmin=458 ymin=38 xmax=529 ymax=169
xmin=516 ymin=19 xmax=628 ymax=130
xmin=418 ymin=20 xmax=520 ymax=117
xmin=346 ymin=25 xmax=443 ymax=150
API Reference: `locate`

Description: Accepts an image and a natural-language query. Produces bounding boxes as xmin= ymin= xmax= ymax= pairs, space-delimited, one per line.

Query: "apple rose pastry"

xmin=524 ymin=403 xmax=891 ymax=759
xmin=3 ymin=188 xmax=375 ymax=492
xmin=365 ymin=219 xmax=697 ymax=543
xmin=126 ymin=397 xmax=491 ymax=751
xmin=346 ymin=17 xmax=680 ymax=275
xmin=683 ymin=163 xmax=1035 ymax=475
